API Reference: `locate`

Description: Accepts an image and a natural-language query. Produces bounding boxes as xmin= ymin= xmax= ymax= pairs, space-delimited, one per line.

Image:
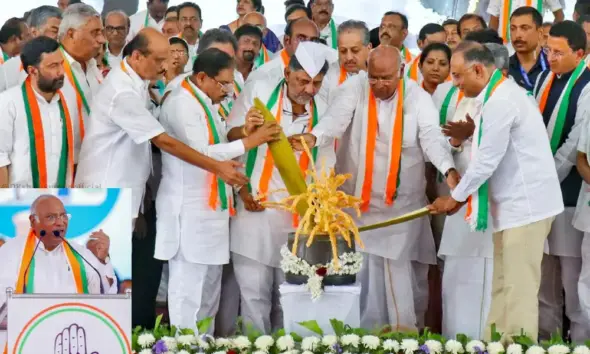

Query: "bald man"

xmin=76 ymin=28 xmax=248 ymax=224
xmin=293 ymin=45 xmax=457 ymax=331
xmin=104 ymin=10 xmax=130 ymax=70
xmin=0 ymin=194 xmax=118 ymax=306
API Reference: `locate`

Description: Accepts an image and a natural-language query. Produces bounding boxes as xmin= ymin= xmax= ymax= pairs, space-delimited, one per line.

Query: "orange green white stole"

xmin=60 ymin=47 xmax=90 ymax=141
xmin=401 ymin=45 xmax=413 ymax=64
xmin=181 ymin=78 xmax=236 ymax=215
xmin=500 ymin=0 xmax=543 ymax=43
xmin=0 ymin=49 xmax=8 ymax=64
xmin=357 ymin=79 xmax=405 ymax=212
xmin=218 ymin=80 xmax=243 ymax=120
xmin=16 ymin=229 xmax=89 ymax=294
xmin=279 ymin=49 xmax=290 ymax=68
xmin=406 ymin=54 xmax=421 ymax=82
xmin=254 ymin=44 xmax=271 ymax=69
xmin=465 ymin=70 xmax=505 ymax=231
xmin=22 ymin=77 xmax=74 ymax=188
xmin=436 ymin=85 xmax=464 ymax=182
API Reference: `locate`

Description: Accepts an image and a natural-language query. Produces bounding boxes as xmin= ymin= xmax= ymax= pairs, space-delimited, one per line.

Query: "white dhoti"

xmin=232 ymin=253 xmax=284 ymax=334
xmin=359 ymin=253 xmax=418 ymax=330
xmin=214 ymin=262 xmax=241 ymax=336
xmin=411 ymin=260 xmax=430 ymax=329
xmin=441 ymin=256 xmax=493 ymax=339
xmin=579 ymin=233 xmax=590 ymax=327
xmin=167 ymin=252 xmax=223 ymax=334
xmin=538 ymin=208 xmax=589 ymax=342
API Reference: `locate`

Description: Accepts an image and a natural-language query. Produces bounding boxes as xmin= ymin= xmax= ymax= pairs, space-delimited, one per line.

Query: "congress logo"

xmin=11 ymin=303 xmax=131 ymax=354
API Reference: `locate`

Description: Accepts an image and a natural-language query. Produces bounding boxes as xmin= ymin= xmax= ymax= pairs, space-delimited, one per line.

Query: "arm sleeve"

xmin=80 ymin=246 xmax=118 ymax=295
xmin=451 ymin=99 xmax=516 ymax=202
xmin=487 ymin=0 xmax=501 ymax=16
xmin=108 ymin=90 xmax=166 ymax=145
xmin=546 ymin=0 xmax=563 ymax=12
xmin=578 ymin=116 xmax=589 ymax=153
xmin=0 ymin=94 xmax=16 ymax=168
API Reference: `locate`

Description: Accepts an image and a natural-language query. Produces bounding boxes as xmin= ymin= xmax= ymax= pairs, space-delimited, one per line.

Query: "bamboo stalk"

xmin=358 ymin=207 xmax=431 ymax=232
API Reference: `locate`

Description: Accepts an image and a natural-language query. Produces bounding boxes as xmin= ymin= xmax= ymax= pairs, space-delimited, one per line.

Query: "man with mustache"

xmin=242 ymin=12 xmax=275 ymax=68
xmin=155 ymin=48 xmax=281 ymax=334
xmin=291 ymin=45 xmax=458 ymax=332
xmin=310 ymin=0 xmax=338 ymax=50
xmin=128 ymin=0 xmax=169 ymax=42
xmin=507 ymin=7 xmax=548 ymax=92
xmin=442 ymin=19 xmax=460 ymax=51
xmin=457 ymin=13 xmax=487 ymax=39
xmin=0 ymin=194 xmax=116 ymax=301
xmin=0 ymin=36 xmax=75 ymax=188
xmin=378 ymin=12 xmax=413 ymax=65
xmin=226 ymin=41 xmax=336 ymax=333
xmin=323 ymin=20 xmax=371 ymax=103
xmin=0 ymin=5 xmax=62 ymax=92
xmin=532 ymin=20 xmax=590 ymax=342
xmin=235 ymin=24 xmax=264 ymax=81
xmin=177 ymin=2 xmax=203 ymax=73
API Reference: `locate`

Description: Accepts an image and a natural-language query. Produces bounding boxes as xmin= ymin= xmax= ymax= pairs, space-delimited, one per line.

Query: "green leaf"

xmin=291 ymin=332 xmax=303 ymax=342
xmin=197 ymin=317 xmax=213 ymax=334
xmin=246 ymin=322 xmax=263 ymax=342
xmin=275 ymin=328 xmax=286 ymax=338
xmin=330 ymin=319 xmax=346 ymax=337
xmin=456 ymin=334 xmax=470 ymax=346
xmin=154 ymin=314 xmax=163 ymax=332
xmin=298 ymin=320 xmax=324 ymax=336
xmin=490 ymin=324 xmax=503 ymax=342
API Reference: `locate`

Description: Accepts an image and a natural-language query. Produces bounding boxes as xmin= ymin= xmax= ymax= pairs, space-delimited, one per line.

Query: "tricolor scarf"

xmin=500 ymin=0 xmax=543 ymax=44
xmin=218 ymin=80 xmax=243 ymax=120
xmin=181 ymin=78 xmax=235 ymax=215
xmin=465 ymin=70 xmax=506 ymax=231
xmin=144 ymin=10 xmax=150 ymax=28
xmin=536 ymin=60 xmax=586 ymax=154
xmin=254 ymin=44 xmax=271 ymax=69
xmin=16 ymin=229 xmax=89 ymax=294
xmin=22 ymin=77 xmax=74 ymax=188
xmin=356 ymin=79 xmax=406 ymax=212
xmin=279 ymin=49 xmax=290 ymax=68
xmin=319 ymin=19 xmax=338 ymax=50
xmin=437 ymin=85 xmax=464 ymax=182
xmin=406 ymin=54 xmax=421 ymax=82
xmin=0 ymin=50 xmax=8 ymax=64
xmin=60 ymin=47 xmax=90 ymax=141
xmin=244 ymin=80 xmax=319 ymax=199
xmin=401 ymin=45 xmax=413 ymax=64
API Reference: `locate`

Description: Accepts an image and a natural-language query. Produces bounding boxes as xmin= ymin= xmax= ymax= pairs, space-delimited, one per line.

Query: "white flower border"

xmin=279 ymin=245 xmax=363 ymax=301
xmin=135 ymin=333 xmax=590 ymax=354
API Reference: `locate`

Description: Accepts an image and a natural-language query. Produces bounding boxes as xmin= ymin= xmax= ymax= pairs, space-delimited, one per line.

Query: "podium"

xmin=280 ymin=283 xmax=361 ymax=337
xmin=1 ymin=288 xmax=132 ymax=354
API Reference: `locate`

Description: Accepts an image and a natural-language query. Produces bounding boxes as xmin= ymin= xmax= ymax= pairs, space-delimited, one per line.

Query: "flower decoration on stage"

xmin=279 ymin=245 xmax=362 ymax=300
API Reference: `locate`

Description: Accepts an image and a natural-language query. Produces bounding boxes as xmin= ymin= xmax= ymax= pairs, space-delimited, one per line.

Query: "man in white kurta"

xmin=430 ymin=42 xmax=564 ymax=342
xmin=0 ymin=194 xmax=117 ymax=307
xmin=0 ymin=5 xmax=63 ymax=93
xmin=575 ymin=115 xmax=590 ymax=326
xmin=310 ymin=0 xmax=338 ymax=50
xmin=226 ymin=42 xmax=336 ymax=334
xmin=127 ymin=0 xmax=168 ymax=42
xmin=300 ymin=46 xmax=458 ymax=330
xmin=154 ymin=48 xmax=280 ymax=333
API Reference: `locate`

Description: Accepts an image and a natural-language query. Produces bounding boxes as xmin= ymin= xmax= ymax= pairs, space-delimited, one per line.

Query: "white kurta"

xmin=155 ymin=80 xmax=245 ymax=265
xmin=0 ymin=86 xmax=74 ymax=188
xmin=319 ymin=20 xmax=338 ymax=49
xmin=182 ymin=40 xmax=200 ymax=74
xmin=322 ymin=62 xmax=363 ymax=104
xmin=226 ymin=79 xmax=336 ymax=267
xmin=0 ymin=56 xmax=26 ymax=92
xmin=312 ymin=73 xmax=454 ymax=263
xmin=75 ymin=59 xmax=166 ymax=218
xmin=127 ymin=10 xmax=165 ymax=42
xmin=0 ymin=233 xmax=118 ymax=306
xmin=105 ymin=46 xmax=123 ymax=69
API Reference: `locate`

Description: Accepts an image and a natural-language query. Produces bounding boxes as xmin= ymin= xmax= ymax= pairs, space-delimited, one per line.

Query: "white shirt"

xmin=0 ymin=86 xmax=74 ymax=188
xmin=319 ymin=19 xmax=338 ymax=49
xmin=487 ymin=0 xmax=562 ymax=17
xmin=127 ymin=9 xmax=164 ymax=42
xmin=0 ymin=234 xmax=117 ymax=306
xmin=451 ymin=78 xmax=564 ymax=232
xmin=322 ymin=62 xmax=363 ymax=104
xmin=573 ymin=117 xmax=590 ymax=232
xmin=0 ymin=56 xmax=26 ymax=93
xmin=311 ymin=73 xmax=455 ymax=262
xmin=105 ymin=46 xmax=123 ymax=69
xmin=155 ymin=80 xmax=245 ymax=264
xmin=183 ymin=41 xmax=199 ymax=74
xmin=75 ymin=59 xmax=165 ymax=218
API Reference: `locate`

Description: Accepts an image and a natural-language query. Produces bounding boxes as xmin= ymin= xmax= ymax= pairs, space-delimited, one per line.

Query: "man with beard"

xmin=0 ymin=5 xmax=62 ymax=92
xmin=177 ymin=2 xmax=203 ymax=73
xmin=128 ymin=0 xmax=169 ymax=41
xmin=322 ymin=20 xmax=370 ymax=103
xmin=226 ymin=41 xmax=336 ymax=334
xmin=310 ymin=0 xmax=337 ymax=50
xmin=58 ymin=3 xmax=106 ymax=163
xmin=291 ymin=45 xmax=458 ymax=332
xmin=507 ymin=7 xmax=548 ymax=92
xmin=532 ymin=20 xmax=590 ymax=342
xmin=104 ymin=10 xmax=130 ymax=70
xmin=442 ymin=19 xmax=460 ymax=51
xmin=242 ymin=12 xmax=275 ymax=68
xmin=235 ymin=24 xmax=263 ymax=82
xmin=155 ymin=48 xmax=281 ymax=334
xmin=406 ymin=23 xmax=447 ymax=84
xmin=378 ymin=12 xmax=412 ymax=65
xmin=0 ymin=36 xmax=74 ymax=188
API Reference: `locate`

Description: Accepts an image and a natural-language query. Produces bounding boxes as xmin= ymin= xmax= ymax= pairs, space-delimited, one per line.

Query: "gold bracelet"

xmin=242 ymin=125 xmax=249 ymax=137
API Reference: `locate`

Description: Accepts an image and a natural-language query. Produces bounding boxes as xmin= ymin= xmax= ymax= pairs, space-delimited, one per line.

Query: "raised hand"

xmin=54 ymin=323 xmax=94 ymax=354
xmin=87 ymin=229 xmax=110 ymax=263
xmin=442 ymin=113 xmax=475 ymax=142
xmin=244 ymin=122 xmax=282 ymax=149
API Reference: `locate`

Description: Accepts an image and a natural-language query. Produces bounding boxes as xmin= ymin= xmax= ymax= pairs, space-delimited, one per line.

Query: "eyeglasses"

xmin=170 ymin=49 xmax=187 ymax=57
xmin=33 ymin=213 xmax=72 ymax=225
xmin=213 ymin=79 xmax=234 ymax=93
xmin=106 ymin=26 xmax=127 ymax=33
xmin=368 ymin=76 xmax=396 ymax=85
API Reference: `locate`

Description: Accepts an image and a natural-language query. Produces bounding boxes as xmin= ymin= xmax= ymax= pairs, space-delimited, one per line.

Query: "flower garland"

xmin=279 ymin=245 xmax=363 ymax=301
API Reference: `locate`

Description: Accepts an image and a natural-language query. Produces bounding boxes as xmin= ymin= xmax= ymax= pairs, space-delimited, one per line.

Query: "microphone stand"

xmin=21 ymin=230 xmax=46 ymax=294
xmin=57 ymin=232 xmax=105 ymax=295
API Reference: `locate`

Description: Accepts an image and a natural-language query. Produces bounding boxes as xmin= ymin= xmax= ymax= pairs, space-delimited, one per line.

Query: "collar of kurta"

xmin=185 ymin=77 xmax=214 ymax=107
xmin=61 ymin=47 xmax=97 ymax=74
xmin=122 ymin=58 xmax=150 ymax=91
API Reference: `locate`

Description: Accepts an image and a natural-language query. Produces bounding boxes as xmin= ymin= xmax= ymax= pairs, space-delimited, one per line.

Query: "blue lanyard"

xmin=520 ymin=51 xmax=547 ymax=89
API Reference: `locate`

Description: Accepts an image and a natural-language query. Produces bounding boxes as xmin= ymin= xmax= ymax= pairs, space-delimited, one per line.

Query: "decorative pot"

xmin=285 ymin=232 xmax=357 ymax=286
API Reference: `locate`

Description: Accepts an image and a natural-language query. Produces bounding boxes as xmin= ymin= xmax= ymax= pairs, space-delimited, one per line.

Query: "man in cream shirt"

xmin=429 ymin=41 xmax=563 ymax=342
xmin=295 ymin=45 xmax=459 ymax=331
xmin=127 ymin=0 xmax=169 ymax=42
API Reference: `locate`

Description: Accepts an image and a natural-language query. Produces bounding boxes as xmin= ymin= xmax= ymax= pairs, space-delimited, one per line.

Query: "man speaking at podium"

xmin=0 ymin=194 xmax=118 ymax=306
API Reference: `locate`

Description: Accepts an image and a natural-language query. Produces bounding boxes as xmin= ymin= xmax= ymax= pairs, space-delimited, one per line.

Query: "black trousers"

xmin=132 ymin=201 xmax=163 ymax=329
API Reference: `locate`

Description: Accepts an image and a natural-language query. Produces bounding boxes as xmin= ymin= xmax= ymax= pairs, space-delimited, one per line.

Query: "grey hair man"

xmin=484 ymin=42 xmax=509 ymax=76
xmin=196 ymin=28 xmax=238 ymax=57
xmin=104 ymin=10 xmax=129 ymax=68
xmin=59 ymin=3 xmax=106 ymax=62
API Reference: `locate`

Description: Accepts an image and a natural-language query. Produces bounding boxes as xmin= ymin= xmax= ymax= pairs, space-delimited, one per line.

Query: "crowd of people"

xmin=0 ymin=0 xmax=589 ymax=345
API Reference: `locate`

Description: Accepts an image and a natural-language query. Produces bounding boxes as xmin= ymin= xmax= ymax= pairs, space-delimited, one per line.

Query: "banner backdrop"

xmin=0 ymin=189 xmax=132 ymax=282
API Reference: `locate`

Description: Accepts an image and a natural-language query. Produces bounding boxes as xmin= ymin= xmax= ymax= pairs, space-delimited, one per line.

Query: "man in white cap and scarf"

xmin=291 ymin=45 xmax=459 ymax=331
xmin=225 ymin=41 xmax=336 ymax=334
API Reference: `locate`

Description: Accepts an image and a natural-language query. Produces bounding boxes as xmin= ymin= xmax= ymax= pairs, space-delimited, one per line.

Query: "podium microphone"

xmin=21 ymin=230 xmax=46 ymax=294
xmin=56 ymin=232 xmax=105 ymax=295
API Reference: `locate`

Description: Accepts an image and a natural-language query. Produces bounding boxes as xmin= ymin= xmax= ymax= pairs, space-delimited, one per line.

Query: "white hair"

xmin=30 ymin=195 xmax=61 ymax=215
xmin=104 ymin=9 xmax=129 ymax=23
xmin=58 ymin=3 xmax=100 ymax=41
